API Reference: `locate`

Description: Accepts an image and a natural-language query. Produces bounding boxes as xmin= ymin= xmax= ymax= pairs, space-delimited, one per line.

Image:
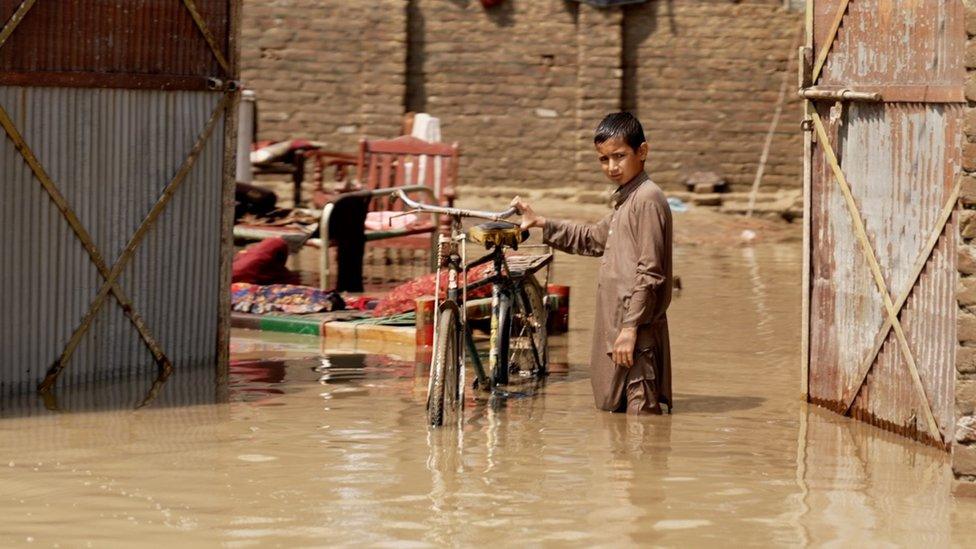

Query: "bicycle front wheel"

xmin=427 ymin=307 xmax=461 ymax=426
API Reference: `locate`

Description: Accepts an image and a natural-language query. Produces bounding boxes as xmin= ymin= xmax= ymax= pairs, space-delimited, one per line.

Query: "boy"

xmin=512 ymin=112 xmax=672 ymax=415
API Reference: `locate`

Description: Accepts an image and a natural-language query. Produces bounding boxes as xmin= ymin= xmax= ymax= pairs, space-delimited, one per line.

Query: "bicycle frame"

xmin=436 ymin=229 xmax=554 ymax=392
xmin=403 ymin=189 xmax=551 ymax=412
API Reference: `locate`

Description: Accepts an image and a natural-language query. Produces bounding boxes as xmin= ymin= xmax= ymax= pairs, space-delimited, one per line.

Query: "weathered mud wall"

xmin=240 ymin=0 xmax=802 ymax=202
xmin=955 ymin=2 xmax=976 ymax=496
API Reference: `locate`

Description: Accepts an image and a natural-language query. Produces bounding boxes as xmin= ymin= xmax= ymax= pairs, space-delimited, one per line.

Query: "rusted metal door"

xmin=803 ymin=0 xmax=965 ymax=448
xmin=0 ymin=1 xmax=240 ymax=397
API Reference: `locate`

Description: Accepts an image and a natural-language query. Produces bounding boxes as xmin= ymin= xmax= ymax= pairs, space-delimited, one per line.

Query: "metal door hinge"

xmin=207 ymin=78 xmax=241 ymax=92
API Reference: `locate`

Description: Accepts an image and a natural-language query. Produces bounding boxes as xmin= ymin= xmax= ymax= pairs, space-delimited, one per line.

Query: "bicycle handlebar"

xmin=394 ymin=189 xmax=518 ymax=221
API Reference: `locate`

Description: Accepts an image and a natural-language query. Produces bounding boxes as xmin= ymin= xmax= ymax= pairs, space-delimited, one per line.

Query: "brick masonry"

xmin=241 ymin=0 xmax=802 ymax=205
xmin=956 ymin=0 xmax=976 ymax=496
xmin=241 ymin=0 xmax=406 ymax=150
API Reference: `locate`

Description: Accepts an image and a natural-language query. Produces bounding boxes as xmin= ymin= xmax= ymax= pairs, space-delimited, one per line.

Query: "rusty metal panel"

xmin=808 ymin=0 xmax=964 ymax=448
xmin=0 ymin=86 xmax=225 ymax=396
xmin=839 ymin=103 xmax=959 ymax=445
xmin=809 ymin=108 xmax=885 ymax=406
xmin=0 ymin=0 xmax=231 ymax=88
xmin=817 ymin=0 xmax=964 ymax=89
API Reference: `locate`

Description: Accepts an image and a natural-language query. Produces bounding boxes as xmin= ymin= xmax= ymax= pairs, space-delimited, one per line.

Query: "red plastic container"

xmin=546 ymin=284 xmax=570 ymax=334
xmin=415 ymin=297 xmax=436 ymax=347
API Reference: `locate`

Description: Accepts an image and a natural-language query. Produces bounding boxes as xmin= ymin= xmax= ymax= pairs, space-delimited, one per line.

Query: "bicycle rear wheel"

xmin=498 ymin=275 xmax=549 ymax=381
xmin=509 ymin=275 xmax=549 ymax=375
xmin=427 ymin=307 xmax=461 ymax=426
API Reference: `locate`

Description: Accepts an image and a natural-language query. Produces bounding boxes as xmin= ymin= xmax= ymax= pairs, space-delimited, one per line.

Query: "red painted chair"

xmin=317 ymin=136 xmax=460 ymax=288
xmin=308 ymin=150 xmax=358 ymax=200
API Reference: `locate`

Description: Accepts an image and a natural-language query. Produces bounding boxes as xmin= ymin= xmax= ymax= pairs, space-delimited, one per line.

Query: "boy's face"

xmin=595 ymin=137 xmax=648 ymax=186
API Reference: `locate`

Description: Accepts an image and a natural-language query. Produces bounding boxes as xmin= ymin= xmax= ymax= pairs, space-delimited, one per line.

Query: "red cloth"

xmin=372 ymin=263 xmax=493 ymax=317
xmin=232 ymin=238 xmax=301 ymax=286
xmin=344 ymin=296 xmax=378 ymax=311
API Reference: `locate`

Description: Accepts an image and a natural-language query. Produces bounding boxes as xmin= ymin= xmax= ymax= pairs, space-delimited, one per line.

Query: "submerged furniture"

xmin=251 ymin=143 xmax=315 ymax=208
xmin=317 ymin=136 xmax=460 ymax=289
xmin=234 ymin=147 xmax=354 ymax=249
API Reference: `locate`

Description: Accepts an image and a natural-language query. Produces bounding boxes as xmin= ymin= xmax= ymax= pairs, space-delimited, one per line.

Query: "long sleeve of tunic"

xmin=541 ymin=215 xmax=611 ymax=257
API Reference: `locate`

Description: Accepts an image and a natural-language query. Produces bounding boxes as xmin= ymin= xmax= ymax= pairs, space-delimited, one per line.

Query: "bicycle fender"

xmin=438 ymin=300 xmax=462 ymax=317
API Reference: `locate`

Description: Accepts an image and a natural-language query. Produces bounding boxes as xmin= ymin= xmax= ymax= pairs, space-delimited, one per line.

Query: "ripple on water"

xmin=4 ymin=245 xmax=976 ymax=546
xmin=653 ymin=519 xmax=713 ymax=531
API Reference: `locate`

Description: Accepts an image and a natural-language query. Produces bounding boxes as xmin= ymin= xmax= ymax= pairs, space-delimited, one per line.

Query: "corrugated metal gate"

xmin=0 ymin=1 xmax=239 ymax=395
xmin=802 ymin=0 xmax=965 ymax=448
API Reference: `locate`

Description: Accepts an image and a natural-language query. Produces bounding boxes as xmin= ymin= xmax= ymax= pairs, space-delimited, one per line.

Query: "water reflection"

xmin=0 ymin=363 xmax=224 ymax=419
xmin=0 ymin=245 xmax=975 ymax=546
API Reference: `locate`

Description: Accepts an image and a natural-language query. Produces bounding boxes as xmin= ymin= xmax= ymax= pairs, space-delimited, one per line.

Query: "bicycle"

xmin=394 ymin=190 xmax=553 ymax=427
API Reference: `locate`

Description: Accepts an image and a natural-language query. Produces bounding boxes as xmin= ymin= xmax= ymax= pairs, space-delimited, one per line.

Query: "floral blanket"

xmin=232 ymin=283 xmax=345 ymax=315
xmin=371 ymin=263 xmax=493 ymax=317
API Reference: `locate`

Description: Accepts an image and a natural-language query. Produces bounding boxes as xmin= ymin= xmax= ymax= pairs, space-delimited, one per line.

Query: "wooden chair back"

xmin=357 ymin=136 xmax=459 ymax=212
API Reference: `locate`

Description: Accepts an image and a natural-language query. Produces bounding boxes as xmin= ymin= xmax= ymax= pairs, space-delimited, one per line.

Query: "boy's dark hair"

xmin=593 ymin=112 xmax=646 ymax=152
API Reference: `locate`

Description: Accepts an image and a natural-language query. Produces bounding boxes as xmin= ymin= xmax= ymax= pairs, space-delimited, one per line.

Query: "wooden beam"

xmin=0 ymin=71 xmax=227 ymax=92
xmin=801 ymin=99 xmax=812 ymax=399
xmin=811 ymin=0 xmax=850 ymax=83
xmin=182 ymin=0 xmax=232 ymax=75
xmin=215 ymin=0 xmax=242 ymax=397
xmin=0 ymin=0 xmax=36 ymax=50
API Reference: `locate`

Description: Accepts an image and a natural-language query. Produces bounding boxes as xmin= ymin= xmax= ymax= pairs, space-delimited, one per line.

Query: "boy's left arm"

xmin=621 ymin=197 xmax=669 ymax=328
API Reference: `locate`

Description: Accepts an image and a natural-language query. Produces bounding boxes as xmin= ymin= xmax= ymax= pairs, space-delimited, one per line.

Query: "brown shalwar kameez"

xmin=543 ymin=172 xmax=672 ymax=414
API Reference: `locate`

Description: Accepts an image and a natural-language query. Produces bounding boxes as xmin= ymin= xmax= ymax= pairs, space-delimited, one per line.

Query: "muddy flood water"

xmin=3 ymin=242 xmax=976 ymax=547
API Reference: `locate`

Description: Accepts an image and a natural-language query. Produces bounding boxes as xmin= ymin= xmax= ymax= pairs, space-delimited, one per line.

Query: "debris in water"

xmin=237 ymin=454 xmax=278 ymax=463
xmin=667 ymin=197 xmax=688 ymax=213
xmin=653 ymin=520 xmax=713 ymax=531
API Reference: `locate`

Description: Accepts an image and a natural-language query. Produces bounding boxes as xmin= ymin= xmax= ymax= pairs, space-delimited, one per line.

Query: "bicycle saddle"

xmin=469 ymin=221 xmax=530 ymax=250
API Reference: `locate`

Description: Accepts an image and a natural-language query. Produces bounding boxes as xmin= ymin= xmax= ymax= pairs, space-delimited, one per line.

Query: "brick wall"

xmin=623 ymin=1 xmax=803 ymax=192
xmin=954 ymin=0 xmax=976 ymax=497
xmin=413 ymin=0 xmax=581 ymax=192
xmin=240 ymin=0 xmax=405 ymax=151
xmin=240 ymin=0 xmax=801 ymax=204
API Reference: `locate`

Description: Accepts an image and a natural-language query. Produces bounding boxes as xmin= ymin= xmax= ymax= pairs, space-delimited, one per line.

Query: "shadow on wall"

xmin=621 ymin=0 xmax=676 ymax=115
xmin=449 ymin=0 xmax=516 ymax=27
xmin=406 ymin=0 xmax=427 ymax=112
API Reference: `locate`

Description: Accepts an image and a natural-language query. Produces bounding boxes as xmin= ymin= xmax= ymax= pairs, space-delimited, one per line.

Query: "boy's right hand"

xmin=511 ymin=196 xmax=545 ymax=231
